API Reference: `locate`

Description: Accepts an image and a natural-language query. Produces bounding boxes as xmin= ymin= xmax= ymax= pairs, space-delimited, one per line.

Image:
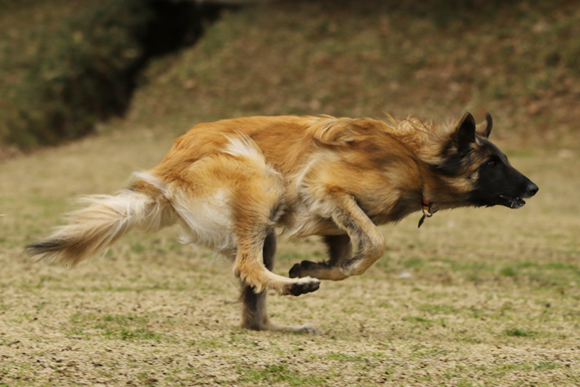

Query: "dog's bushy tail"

xmin=26 ymin=183 xmax=175 ymax=266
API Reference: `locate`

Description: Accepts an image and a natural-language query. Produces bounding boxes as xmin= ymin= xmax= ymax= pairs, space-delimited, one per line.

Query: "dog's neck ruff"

xmin=418 ymin=198 xmax=437 ymax=228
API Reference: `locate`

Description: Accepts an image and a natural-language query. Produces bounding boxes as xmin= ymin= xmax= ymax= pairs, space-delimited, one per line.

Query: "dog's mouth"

xmin=498 ymin=195 xmax=526 ymax=209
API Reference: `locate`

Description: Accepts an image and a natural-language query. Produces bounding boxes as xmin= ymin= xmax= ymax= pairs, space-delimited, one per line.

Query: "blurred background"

xmin=0 ymin=0 xmax=578 ymax=158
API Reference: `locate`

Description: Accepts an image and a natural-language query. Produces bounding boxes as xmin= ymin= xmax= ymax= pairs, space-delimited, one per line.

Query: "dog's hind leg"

xmin=223 ymin=136 xmax=320 ymax=297
xmin=233 ymin=218 xmax=320 ymax=297
xmin=241 ymin=231 xmax=316 ymax=333
xmin=240 ymin=231 xmax=276 ymax=330
xmin=289 ymin=234 xmax=351 ymax=281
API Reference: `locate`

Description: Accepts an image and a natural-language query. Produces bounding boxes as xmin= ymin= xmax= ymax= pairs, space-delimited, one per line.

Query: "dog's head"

xmin=435 ymin=113 xmax=538 ymax=209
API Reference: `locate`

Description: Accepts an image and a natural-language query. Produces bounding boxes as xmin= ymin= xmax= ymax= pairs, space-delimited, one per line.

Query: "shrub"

xmin=5 ymin=0 xmax=154 ymax=148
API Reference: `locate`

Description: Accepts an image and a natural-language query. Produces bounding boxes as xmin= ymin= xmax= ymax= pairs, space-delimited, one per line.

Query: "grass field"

xmin=1 ymin=1 xmax=580 ymax=386
xmin=1 ymin=121 xmax=579 ymax=386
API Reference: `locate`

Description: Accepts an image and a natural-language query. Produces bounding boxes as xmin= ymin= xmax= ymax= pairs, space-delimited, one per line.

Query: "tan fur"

xmin=27 ymin=187 xmax=176 ymax=266
xmin=28 ymin=114 xmax=493 ymax=331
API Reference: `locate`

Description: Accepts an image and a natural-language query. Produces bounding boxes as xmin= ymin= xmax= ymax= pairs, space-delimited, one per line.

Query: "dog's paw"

xmin=286 ymin=277 xmax=320 ymax=296
xmin=289 ymin=260 xmax=317 ymax=278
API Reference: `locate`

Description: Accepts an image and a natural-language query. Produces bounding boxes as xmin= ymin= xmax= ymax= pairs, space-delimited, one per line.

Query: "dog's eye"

xmin=487 ymin=160 xmax=497 ymax=168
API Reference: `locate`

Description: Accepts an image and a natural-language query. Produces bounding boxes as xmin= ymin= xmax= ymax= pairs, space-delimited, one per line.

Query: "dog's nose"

xmin=527 ymin=182 xmax=539 ymax=197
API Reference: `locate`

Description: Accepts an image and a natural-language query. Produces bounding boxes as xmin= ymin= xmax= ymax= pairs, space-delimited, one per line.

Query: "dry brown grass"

xmin=1 ymin=125 xmax=579 ymax=386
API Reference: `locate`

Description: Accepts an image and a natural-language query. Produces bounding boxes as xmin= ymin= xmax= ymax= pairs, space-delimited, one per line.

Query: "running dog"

xmin=27 ymin=113 xmax=538 ymax=332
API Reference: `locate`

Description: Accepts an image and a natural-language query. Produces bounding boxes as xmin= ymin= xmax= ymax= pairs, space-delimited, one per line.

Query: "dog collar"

xmin=418 ymin=198 xmax=437 ymax=228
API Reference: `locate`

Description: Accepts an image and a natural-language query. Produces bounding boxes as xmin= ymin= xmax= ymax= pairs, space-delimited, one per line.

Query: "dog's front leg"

xmin=332 ymin=195 xmax=386 ymax=277
xmin=290 ymin=194 xmax=385 ymax=280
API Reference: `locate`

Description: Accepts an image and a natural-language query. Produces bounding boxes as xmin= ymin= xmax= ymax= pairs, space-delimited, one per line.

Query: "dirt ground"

xmin=1 ymin=128 xmax=579 ymax=386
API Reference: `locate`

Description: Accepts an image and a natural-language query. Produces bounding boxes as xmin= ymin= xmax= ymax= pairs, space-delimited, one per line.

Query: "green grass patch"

xmin=69 ymin=312 xmax=167 ymax=341
xmin=101 ymin=327 xmax=162 ymax=341
xmin=505 ymin=328 xmax=537 ymax=338
xmin=237 ymin=364 xmax=328 ymax=387
xmin=419 ymin=304 xmax=458 ymax=315
xmin=500 ymin=267 xmax=518 ymax=277
xmin=130 ymin=243 xmax=147 ymax=255
xmin=402 ymin=256 xmax=424 ymax=269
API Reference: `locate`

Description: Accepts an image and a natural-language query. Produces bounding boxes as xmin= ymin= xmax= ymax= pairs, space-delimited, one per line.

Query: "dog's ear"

xmin=476 ymin=112 xmax=493 ymax=138
xmin=454 ymin=112 xmax=476 ymax=153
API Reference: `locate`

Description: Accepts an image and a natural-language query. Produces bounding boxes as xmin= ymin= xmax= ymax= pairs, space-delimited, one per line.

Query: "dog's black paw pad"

xmin=288 ymin=280 xmax=320 ymax=296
